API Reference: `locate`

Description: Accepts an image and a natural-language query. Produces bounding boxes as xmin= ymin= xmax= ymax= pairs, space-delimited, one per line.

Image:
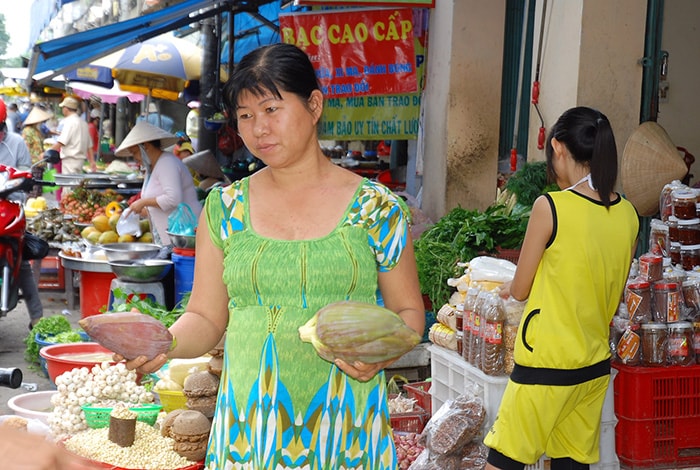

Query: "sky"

xmin=1 ymin=1 xmax=33 ymax=58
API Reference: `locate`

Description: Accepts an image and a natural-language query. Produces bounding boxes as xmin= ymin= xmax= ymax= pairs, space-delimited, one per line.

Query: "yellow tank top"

xmin=514 ymin=190 xmax=639 ymax=371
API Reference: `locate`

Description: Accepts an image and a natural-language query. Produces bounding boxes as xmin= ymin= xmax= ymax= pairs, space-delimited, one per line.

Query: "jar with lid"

xmin=641 ymin=323 xmax=668 ymax=366
xmin=639 ymin=253 xmax=664 ymax=282
xmin=649 ymin=220 xmax=670 ymax=257
xmin=653 ymin=281 xmax=681 ymax=322
xmin=677 ymin=218 xmax=700 ymax=245
xmin=672 ymin=189 xmax=698 ymax=220
xmin=667 ymin=321 xmax=695 ymax=366
xmin=680 ymin=244 xmax=700 ymax=271
xmin=625 ymin=281 xmax=652 ymax=324
xmin=670 ymin=242 xmax=681 ymax=266
xmin=682 ymin=278 xmax=700 ymax=310
xmin=668 ymin=216 xmax=680 ymax=243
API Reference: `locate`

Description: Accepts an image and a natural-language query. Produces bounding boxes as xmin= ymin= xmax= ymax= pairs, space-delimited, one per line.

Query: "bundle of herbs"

xmin=415 ymin=161 xmax=557 ymax=310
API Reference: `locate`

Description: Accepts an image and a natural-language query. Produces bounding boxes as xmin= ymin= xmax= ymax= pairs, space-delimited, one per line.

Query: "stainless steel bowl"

xmin=101 ymin=243 xmax=162 ymax=262
xmin=166 ymin=231 xmax=196 ymax=249
xmin=108 ymin=259 xmax=173 ymax=282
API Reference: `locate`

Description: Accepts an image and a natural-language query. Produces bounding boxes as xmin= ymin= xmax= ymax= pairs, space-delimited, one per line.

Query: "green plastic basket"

xmin=81 ymin=403 xmax=162 ymax=429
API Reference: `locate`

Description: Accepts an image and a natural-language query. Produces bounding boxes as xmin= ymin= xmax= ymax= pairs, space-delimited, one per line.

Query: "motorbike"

xmin=0 ymin=150 xmax=60 ymax=316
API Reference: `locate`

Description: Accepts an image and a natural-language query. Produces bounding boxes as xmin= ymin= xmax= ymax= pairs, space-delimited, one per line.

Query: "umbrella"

xmin=93 ymin=35 xmax=203 ymax=101
xmin=68 ymin=80 xmax=145 ymax=104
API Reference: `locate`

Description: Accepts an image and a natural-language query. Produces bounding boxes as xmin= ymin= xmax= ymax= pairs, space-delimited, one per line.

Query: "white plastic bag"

xmin=466 ymin=256 xmax=516 ymax=283
xmin=116 ymin=208 xmax=142 ymax=237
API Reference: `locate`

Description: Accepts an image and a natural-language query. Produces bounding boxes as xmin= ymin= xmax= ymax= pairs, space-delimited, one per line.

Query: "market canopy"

xmin=27 ymin=0 xmax=236 ymax=88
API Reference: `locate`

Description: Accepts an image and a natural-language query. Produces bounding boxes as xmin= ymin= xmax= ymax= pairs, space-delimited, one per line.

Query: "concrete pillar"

xmin=420 ymin=0 xmax=506 ymax=221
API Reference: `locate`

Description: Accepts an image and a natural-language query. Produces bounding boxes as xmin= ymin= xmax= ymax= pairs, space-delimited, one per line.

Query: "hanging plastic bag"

xmin=116 ymin=208 xmax=142 ymax=237
xmin=167 ymin=203 xmax=198 ymax=236
xmin=23 ymin=232 xmax=49 ymax=260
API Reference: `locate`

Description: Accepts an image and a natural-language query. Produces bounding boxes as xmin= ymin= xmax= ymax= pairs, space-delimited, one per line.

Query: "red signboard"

xmin=295 ymin=0 xmax=435 ymax=7
xmin=279 ymin=9 xmax=418 ymax=98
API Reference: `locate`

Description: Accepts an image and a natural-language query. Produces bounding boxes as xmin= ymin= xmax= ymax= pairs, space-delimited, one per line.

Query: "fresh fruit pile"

xmin=59 ymin=185 xmax=124 ymax=224
xmin=81 ymin=213 xmax=152 ymax=245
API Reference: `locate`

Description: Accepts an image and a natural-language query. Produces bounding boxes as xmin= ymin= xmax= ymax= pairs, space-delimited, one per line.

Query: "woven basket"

xmin=81 ymin=403 xmax=162 ymax=429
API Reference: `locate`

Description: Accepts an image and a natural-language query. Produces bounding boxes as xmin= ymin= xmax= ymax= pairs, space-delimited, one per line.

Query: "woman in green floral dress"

xmin=124 ymin=43 xmax=425 ymax=469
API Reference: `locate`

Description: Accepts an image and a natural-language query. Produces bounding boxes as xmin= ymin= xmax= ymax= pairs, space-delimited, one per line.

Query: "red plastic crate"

xmin=612 ymin=362 xmax=700 ymax=468
xmin=403 ymin=381 xmax=432 ymax=415
xmin=390 ymin=405 xmax=430 ymax=434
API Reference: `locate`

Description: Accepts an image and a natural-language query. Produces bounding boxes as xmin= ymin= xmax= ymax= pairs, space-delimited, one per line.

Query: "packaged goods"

xmin=667 ymin=321 xmax=695 ymax=366
xmin=659 ymin=181 xmax=684 ymax=222
xmin=468 ymin=290 xmax=489 ymax=367
xmin=649 ymin=219 xmax=670 ymax=256
xmin=429 ymin=323 xmax=457 ymax=351
xmin=639 ymin=253 xmax=664 ymax=283
xmin=462 ymin=285 xmax=479 ymax=362
xmin=641 ymin=322 xmax=668 ymax=366
xmin=480 ymin=293 xmax=505 ymax=376
xmin=677 ymin=218 xmax=700 ymax=245
xmin=680 ymin=244 xmax=700 ymax=271
xmin=668 ymin=216 xmax=679 ymax=243
xmin=436 ymin=304 xmax=458 ymax=331
xmin=694 ymin=322 xmax=700 ymax=364
xmin=672 ymin=189 xmax=698 ymax=220
xmin=419 ymin=393 xmax=486 ymax=456
xmin=79 ymin=311 xmax=173 ymax=361
xmin=297 ymin=301 xmax=421 ymax=364
xmin=670 ymin=242 xmax=681 ymax=265
xmin=615 ymin=323 xmax=642 ymax=366
xmin=682 ymin=278 xmax=700 ymax=310
xmin=625 ymin=281 xmax=652 ymax=324
xmin=653 ymin=281 xmax=681 ymax=323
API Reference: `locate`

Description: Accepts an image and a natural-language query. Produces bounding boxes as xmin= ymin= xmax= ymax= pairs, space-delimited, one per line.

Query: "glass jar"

xmin=641 ymin=323 xmax=668 ymax=367
xmin=667 ymin=321 xmax=695 ymax=366
xmin=682 ymin=278 xmax=700 ymax=310
xmin=670 ymin=242 xmax=682 ymax=266
xmin=672 ymin=190 xmax=698 ymax=220
xmin=680 ymin=244 xmax=700 ymax=271
xmin=677 ymin=218 xmax=700 ymax=245
xmin=668 ymin=216 xmax=680 ymax=243
xmin=625 ymin=281 xmax=652 ymax=324
xmin=649 ymin=220 xmax=670 ymax=257
xmin=653 ymin=281 xmax=681 ymax=322
xmin=639 ymin=253 xmax=664 ymax=282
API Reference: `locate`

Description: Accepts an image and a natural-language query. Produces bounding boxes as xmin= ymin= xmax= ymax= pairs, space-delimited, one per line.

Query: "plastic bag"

xmin=466 ymin=256 xmax=516 ymax=283
xmin=116 ymin=208 xmax=142 ymax=237
xmin=419 ymin=392 xmax=486 ymax=457
xmin=23 ymin=232 xmax=49 ymax=260
xmin=167 ymin=203 xmax=197 ymax=236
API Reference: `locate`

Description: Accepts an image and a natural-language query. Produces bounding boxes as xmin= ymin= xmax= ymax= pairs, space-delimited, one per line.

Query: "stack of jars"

xmin=611 ymin=258 xmax=700 ymax=367
xmin=660 ymin=184 xmax=700 ymax=270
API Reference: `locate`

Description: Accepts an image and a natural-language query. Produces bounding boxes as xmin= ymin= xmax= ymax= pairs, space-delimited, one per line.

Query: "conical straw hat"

xmin=183 ymin=150 xmax=225 ymax=180
xmin=114 ymin=121 xmax=179 ymax=157
xmin=621 ymin=121 xmax=687 ymax=217
xmin=22 ymin=107 xmax=52 ymax=126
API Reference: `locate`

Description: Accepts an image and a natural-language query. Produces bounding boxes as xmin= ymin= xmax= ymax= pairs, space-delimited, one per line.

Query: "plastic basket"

xmin=81 ymin=403 xmax=162 ymax=429
xmin=389 ymin=405 xmax=430 ymax=433
xmin=403 ymin=381 xmax=432 ymax=415
xmin=155 ymin=389 xmax=189 ymax=413
xmin=613 ymin=362 xmax=700 ymax=468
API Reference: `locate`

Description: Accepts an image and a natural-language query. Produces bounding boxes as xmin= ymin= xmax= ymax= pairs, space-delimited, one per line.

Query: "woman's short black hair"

xmin=223 ymin=43 xmax=320 ymax=112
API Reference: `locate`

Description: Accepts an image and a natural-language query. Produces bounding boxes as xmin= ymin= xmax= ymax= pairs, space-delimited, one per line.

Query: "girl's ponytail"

xmin=590 ymin=113 xmax=617 ymax=207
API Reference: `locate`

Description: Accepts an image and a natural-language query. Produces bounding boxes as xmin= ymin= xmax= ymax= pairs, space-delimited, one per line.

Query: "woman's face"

xmin=234 ymin=88 xmax=322 ymax=168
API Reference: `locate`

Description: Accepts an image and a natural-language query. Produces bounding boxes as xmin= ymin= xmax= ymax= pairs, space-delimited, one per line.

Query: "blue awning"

xmin=27 ymin=0 xmax=232 ymax=87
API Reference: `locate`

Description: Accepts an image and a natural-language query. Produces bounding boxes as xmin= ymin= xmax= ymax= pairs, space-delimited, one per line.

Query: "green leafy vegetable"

xmin=106 ymin=288 xmax=186 ymax=327
xmin=504 ymin=161 xmax=558 ymax=207
xmin=24 ymin=315 xmax=73 ymax=365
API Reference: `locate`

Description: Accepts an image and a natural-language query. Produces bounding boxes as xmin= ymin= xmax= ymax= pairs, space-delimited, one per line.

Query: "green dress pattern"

xmin=204 ymin=177 xmax=410 ymax=469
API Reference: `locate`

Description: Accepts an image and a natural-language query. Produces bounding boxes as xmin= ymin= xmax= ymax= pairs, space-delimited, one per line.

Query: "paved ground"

xmin=0 ymin=286 xmax=80 ymax=415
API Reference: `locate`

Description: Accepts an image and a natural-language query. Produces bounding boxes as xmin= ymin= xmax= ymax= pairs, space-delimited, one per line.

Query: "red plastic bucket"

xmin=80 ymin=271 xmax=116 ymax=318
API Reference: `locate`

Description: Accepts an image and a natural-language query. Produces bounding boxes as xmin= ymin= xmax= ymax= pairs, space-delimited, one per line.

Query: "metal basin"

xmin=101 ymin=243 xmax=162 ymax=262
xmin=108 ymin=259 xmax=173 ymax=282
xmin=166 ymin=231 xmax=196 ymax=249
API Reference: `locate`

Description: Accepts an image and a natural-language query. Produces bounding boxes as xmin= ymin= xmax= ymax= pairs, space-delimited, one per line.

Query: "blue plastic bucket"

xmin=172 ymin=253 xmax=195 ymax=306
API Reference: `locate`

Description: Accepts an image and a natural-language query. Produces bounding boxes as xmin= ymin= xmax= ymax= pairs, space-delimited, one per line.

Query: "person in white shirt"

xmin=50 ymin=96 xmax=96 ymax=174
